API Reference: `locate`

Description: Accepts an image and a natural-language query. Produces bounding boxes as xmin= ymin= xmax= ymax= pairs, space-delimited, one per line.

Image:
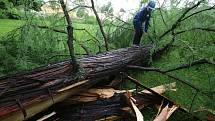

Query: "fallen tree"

xmin=26 ymin=82 xmax=200 ymax=121
xmin=53 ymin=83 xmax=177 ymax=121
xmin=0 ymin=45 xmax=152 ymax=121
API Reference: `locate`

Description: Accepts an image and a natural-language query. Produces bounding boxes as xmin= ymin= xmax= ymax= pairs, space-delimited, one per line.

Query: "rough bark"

xmin=0 ymin=45 xmax=152 ymax=120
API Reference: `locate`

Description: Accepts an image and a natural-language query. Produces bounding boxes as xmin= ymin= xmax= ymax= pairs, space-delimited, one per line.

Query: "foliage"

xmin=100 ymin=1 xmax=113 ymax=15
xmin=76 ymin=8 xmax=88 ymax=18
xmin=0 ymin=0 xmax=214 ymax=120
xmin=0 ymin=0 xmax=20 ymax=19
xmin=0 ymin=0 xmax=43 ymax=19
xmin=107 ymin=1 xmax=215 ymax=120
xmin=108 ymin=24 xmax=133 ymax=48
xmin=49 ymin=1 xmax=61 ymax=10
xmin=0 ymin=14 xmax=101 ymax=76
xmin=7 ymin=0 xmax=43 ymax=11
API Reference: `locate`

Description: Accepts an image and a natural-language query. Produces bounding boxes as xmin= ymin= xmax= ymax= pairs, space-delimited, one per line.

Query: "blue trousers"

xmin=133 ymin=20 xmax=143 ymax=45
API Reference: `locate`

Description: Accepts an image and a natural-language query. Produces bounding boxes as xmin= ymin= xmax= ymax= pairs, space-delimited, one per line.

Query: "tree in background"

xmin=0 ymin=0 xmax=43 ymax=19
xmin=76 ymin=8 xmax=88 ymax=18
xmin=100 ymin=1 xmax=113 ymax=15
xmin=0 ymin=0 xmax=20 ymax=19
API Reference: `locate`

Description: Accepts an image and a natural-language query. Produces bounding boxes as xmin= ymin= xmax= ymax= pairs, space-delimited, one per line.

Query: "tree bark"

xmin=0 ymin=45 xmax=152 ymax=120
xmin=59 ymin=0 xmax=78 ymax=71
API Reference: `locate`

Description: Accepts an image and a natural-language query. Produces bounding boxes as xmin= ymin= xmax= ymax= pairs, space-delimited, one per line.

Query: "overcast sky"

xmin=44 ymin=0 xmax=215 ymax=12
xmin=95 ymin=0 xmax=215 ymax=11
xmin=44 ymin=0 xmax=215 ymax=20
xmin=96 ymin=0 xmax=140 ymax=12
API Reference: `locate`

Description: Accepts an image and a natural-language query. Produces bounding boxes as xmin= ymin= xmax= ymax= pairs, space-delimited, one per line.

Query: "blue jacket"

xmin=133 ymin=7 xmax=151 ymax=32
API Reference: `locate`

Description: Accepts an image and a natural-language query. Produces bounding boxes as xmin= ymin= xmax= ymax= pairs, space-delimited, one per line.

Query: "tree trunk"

xmin=0 ymin=45 xmax=152 ymax=120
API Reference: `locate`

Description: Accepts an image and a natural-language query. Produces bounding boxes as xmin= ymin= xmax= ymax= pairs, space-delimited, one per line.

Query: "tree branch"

xmin=127 ymin=65 xmax=201 ymax=91
xmin=31 ymin=25 xmax=67 ymax=34
xmin=158 ymin=8 xmax=168 ymax=28
xmin=127 ymin=63 xmax=214 ymax=99
xmin=189 ymin=91 xmax=198 ymax=112
xmin=90 ymin=0 xmax=109 ymax=51
xmin=73 ymin=28 xmax=101 ymax=52
xmin=113 ymin=16 xmax=132 ymax=25
xmin=78 ymin=43 xmax=92 ymax=56
xmin=30 ymin=25 xmax=99 ymax=54
xmin=125 ymin=74 xmax=201 ymax=120
xmin=175 ymin=27 xmax=215 ymax=35
xmin=153 ymin=30 xmax=176 ymax=60
xmin=159 ymin=0 xmax=204 ymax=39
xmin=68 ymin=5 xmax=92 ymax=12
xmin=181 ymin=5 xmax=215 ymax=21
xmin=164 ymin=59 xmax=215 ymax=73
xmin=128 ymin=58 xmax=215 ymax=74
xmin=59 ymin=0 xmax=78 ymax=71
xmin=110 ymin=23 xmax=133 ymax=31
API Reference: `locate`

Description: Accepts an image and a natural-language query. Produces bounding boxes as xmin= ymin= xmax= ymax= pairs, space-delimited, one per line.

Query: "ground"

xmin=0 ymin=19 xmax=23 ymax=37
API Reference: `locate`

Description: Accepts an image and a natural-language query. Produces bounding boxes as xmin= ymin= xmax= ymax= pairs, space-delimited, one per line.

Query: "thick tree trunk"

xmin=0 ymin=45 xmax=152 ymax=120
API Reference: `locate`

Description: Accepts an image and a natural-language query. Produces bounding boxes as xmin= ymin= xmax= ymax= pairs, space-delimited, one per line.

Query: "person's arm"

xmin=144 ymin=15 xmax=151 ymax=33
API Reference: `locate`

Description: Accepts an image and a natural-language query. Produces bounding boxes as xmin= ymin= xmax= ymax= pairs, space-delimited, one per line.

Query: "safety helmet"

xmin=147 ymin=0 xmax=156 ymax=10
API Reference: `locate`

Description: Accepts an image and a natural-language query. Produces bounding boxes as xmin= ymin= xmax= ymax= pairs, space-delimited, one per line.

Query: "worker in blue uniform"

xmin=133 ymin=0 xmax=156 ymax=45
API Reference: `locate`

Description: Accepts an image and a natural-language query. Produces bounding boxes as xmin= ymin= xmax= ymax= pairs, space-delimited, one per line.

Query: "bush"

xmin=0 ymin=11 xmax=8 ymax=19
xmin=0 ymin=0 xmax=20 ymax=19
xmin=84 ymin=16 xmax=97 ymax=25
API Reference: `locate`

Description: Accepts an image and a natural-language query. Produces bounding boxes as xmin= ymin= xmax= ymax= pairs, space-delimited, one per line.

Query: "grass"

xmin=0 ymin=19 xmax=23 ymax=37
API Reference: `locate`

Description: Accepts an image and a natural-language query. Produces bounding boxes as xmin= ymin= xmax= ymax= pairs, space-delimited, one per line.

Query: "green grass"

xmin=0 ymin=19 xmax=23 ymax=37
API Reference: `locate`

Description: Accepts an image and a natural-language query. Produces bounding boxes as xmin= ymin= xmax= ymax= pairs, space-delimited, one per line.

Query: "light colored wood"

xmin=0 ymin=79 xmax=94 ymax=121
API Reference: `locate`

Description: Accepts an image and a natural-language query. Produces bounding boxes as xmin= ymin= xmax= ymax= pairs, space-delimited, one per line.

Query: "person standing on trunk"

xmin=133 ymin=0 xmax=156 ymax=45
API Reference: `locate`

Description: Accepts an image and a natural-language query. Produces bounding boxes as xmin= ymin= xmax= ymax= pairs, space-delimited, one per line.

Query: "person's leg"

xmin=133 ymin=21 xmax=143 ymax=45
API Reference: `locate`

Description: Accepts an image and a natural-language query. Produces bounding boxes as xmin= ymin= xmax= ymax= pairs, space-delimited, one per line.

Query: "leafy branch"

xmin=126 ymin=65 xmax=215 ymax=102
xmin=159 ymin=0 xmax=204 ymax=39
